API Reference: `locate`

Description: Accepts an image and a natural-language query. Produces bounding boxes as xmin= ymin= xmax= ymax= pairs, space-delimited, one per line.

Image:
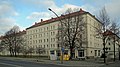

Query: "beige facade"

xmin=26 ymin=9 xmax=104 ymax=59
xmin=26 ymin=21 xmax=59 ymax=56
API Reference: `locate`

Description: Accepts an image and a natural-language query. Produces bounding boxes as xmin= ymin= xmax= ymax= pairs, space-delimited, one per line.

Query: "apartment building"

xmin=26 ymin=9 xmax=103 ymax=59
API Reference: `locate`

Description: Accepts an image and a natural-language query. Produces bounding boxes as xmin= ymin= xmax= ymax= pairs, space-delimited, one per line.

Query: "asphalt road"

xmin=0 ymin=58 xmax=68 ymax=67
xmin=99 ymin=61 xmax=120 ymax=67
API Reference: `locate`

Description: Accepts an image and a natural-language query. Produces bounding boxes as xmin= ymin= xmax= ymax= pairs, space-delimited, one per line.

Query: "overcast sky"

xmin=0 ymin=0 xmax=120 ymax=35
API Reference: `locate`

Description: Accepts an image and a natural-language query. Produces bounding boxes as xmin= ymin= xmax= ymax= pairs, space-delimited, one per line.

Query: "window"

xmin=91 ymin=51 xmax=92 ymax=53
xmin=51 ymin=32 xmax=52 ymax=35
xmin=98 ymin=50 xmax=100 ymax=56
xmin=47 ymin=27 xmax=48 ymax=30
xmin=53 ymin=38 xmax=55 ymax=41
xmin=41 ymin=40 xmax=42 ymax=43
xmin=51 ymin=44 xmax=52 ymax=48
xmin=95 ymin=50 xmax=97 ymax=56
xmin=53 ymin=44 xmax=55 ymax=47
xmin=44 ymin=28 xmax=45 ymax=31
xmin=47 ymin=33 xmax=48 ymax=36
xmin=47 ymin=39 xmax=48 ymax=42
xmin=44 ymin=33 xmax=45 ymax=36
xmin=64 ymin=50 xmax=68 ymax=55
xmin=44 ymin=45 xmax=45 ymax=48
xmin=53 ymin=25 xmax=55 ymax=29
xmin=39 ymin=34 xmax=40 ymax=37
xmin=36 ymin=35 xmax=37 ymax=38
xmin=50 ymin=50 xmax=54 ymax=55
xmin=30 ymin=41 xmax=32 ymax=44
xmin=39 ymin=29 xmax=40 ymax=32
xmin=78 ymin=50 xmax=84 ymax=57
xmin=36 ymin=30 xmax=37 ymax=33
xmin=33 ymin=40 xmax=35 ymax=44
xmin=39 ymin=40 xmax=40 ymax=43
xmin=44 ymin=39 xmax=45 ymax=42
xmin=30 ymin=36 xmax=32 ymax=39
xmin=57 ymin=44 xmax=59 ymax=48
xmin=41 ymin=28 xmax=42 ymax=32
xmin=53 ymin=32 xmax=55 ymax=35
xmin=51 ymin=38 xmax=52 ymax=42
xmin=51 ymin=26 xmax=52 ymax=30
xmin=109 ymin=43 xmax=110 ymax=45
xmin=36 ymin=40 xmax=37 ymax=43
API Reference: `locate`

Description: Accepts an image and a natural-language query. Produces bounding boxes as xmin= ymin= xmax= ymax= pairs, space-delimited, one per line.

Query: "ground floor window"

xmin=78 ymin=50 xmax=84 ymax=57
xmin=95 ymin=50 xmax=97 ymax=56
xmin=56 ymin=50 xmax=60 ymax=56
xmin=98 ymin=50 xmax=100 ymax=56
xmin=50 ymin=50 xmax=54 ymax=55
xmin=64 ymin=50 xmax=68 ymax=55
xmin=72 ymin=50 xmax=75 ymax=58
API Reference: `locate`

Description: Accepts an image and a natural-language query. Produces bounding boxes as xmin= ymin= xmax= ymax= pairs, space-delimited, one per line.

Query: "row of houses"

xmin=0 ymin=8 xmax=120 ymax=59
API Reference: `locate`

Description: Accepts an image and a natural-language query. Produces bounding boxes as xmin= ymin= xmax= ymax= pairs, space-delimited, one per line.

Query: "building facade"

xmin=26 ymin=9 xmax=103 ymax=59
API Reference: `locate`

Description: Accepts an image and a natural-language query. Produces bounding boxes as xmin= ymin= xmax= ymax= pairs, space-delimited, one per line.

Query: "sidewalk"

xmin=0 ymin=57 xmax=105 ymax=67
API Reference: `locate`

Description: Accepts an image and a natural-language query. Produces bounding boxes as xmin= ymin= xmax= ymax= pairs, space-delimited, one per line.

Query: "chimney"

xmin=80 ymin=8 xmax=84 ymax=13
xmin=80 ymin=8 xmax=83 ymax=11
xmin=51 ymin=17 xmax=54 ymax=19
xmin=35 ymin=22 xmax=37 ymax=25
xmin=41 ymin=19 xmax=43 ymax=22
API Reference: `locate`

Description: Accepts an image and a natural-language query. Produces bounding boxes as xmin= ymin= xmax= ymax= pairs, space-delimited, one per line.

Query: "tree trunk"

xmin=69 ymin=46 xmax=73 ymax=60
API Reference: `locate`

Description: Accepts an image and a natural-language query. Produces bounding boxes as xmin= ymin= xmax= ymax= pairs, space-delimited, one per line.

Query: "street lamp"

xmin=48 ymin=8 xmax=64 ymax=64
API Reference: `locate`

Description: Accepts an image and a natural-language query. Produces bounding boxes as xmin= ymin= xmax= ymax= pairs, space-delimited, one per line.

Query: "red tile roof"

xmin=103 ymin=30 xmax=114 ymax=36
xmin=26 ymin=8 xmax=88 ymax=30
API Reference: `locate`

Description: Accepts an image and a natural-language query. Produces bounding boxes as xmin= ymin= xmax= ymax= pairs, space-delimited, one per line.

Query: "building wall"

xmin=106 ymin=36 xmax=119 ymax=59
xmin=26 ymin=13 xmax=104 ymax=59
xmin=26 ymin=21 xmax=59 ymax=56
xmin=86 ymin=14 xmax=103 ymax=58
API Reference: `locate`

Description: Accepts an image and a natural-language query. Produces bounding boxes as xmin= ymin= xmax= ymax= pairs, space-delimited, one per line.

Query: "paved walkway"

xmin=0 ymin=57 xmax=107 ymax=67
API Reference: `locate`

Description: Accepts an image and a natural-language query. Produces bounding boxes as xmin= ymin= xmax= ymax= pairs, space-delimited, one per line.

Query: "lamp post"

xmin=48 ymin=8 xmax=64 ymax=64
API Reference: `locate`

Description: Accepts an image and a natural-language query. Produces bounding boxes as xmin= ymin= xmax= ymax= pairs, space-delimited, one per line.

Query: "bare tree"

xmin=0 ymin=40 xmax=5 ymax=54
xmin=21 ymin=46 xmax=29 ymax=57
xmin=97 ymin=7 xmax=111 ymax=63
xmin=1 ymin=25 xmax=25 ymax=57
xmin=27 ymin=47 xmax=34 ymax=57
xmin=97 ymin=7 xmax=120 ymax=63
xmin=109 ymin=20 xmax=120 ymax=61
xmin=36 ymin=47 xmax=45 ymax=56
xmin=57 ymin=8 xmax=86 ymax=59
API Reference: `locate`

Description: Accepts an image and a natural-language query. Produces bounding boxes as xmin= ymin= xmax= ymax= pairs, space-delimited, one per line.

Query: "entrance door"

xmin=78 ymin=50 xmax=84 ymax=58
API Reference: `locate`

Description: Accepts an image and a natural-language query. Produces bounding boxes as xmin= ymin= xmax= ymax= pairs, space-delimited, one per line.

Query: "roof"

xmin=26 ymin=8 xmax=86 ymax=30
xmin=103 ymin=30 xmax=120 ymax=39
xmin=26 ymin=8 xmax=102 ymax=30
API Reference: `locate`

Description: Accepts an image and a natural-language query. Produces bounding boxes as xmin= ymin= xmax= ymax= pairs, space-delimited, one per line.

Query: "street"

xmin=0 ymin=57 xmax=120 ymax=67
xmin=0 ymin=58 xmax=68 ymax=67
xmin=99 ymin=61 xmax=120 ymax=67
